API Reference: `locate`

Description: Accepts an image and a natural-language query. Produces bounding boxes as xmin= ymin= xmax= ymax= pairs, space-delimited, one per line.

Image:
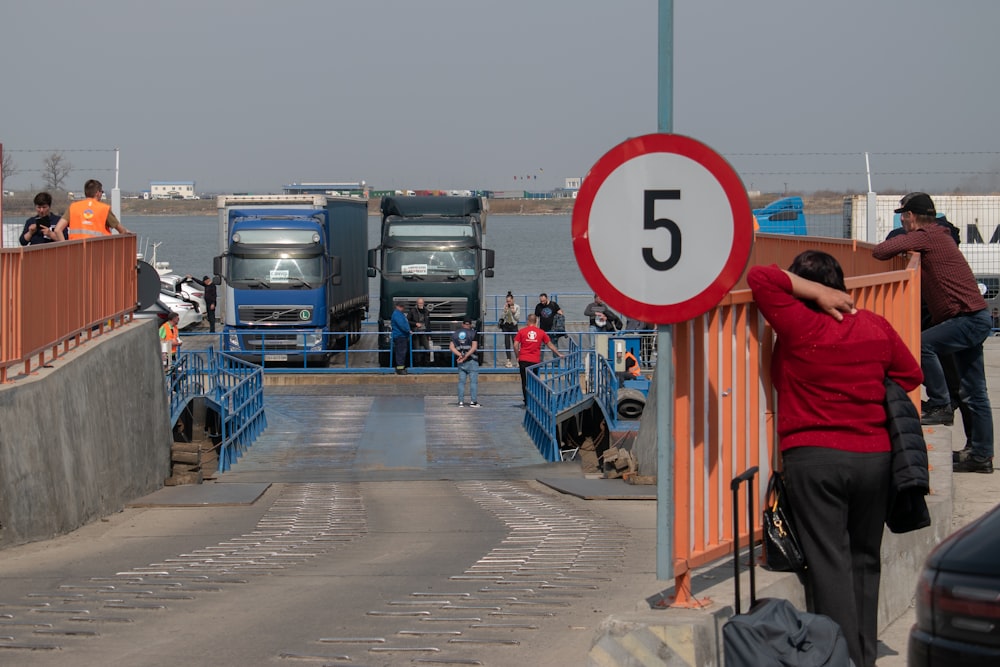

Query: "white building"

xmin=150 ymin=181 xmax=196 ymax=199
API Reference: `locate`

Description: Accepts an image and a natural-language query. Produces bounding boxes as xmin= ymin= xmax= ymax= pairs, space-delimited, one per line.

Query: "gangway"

xmin=166 ymin=347 xmax=267 ymax=472
xmin=522 ymin=339 xmax=635 ymax=462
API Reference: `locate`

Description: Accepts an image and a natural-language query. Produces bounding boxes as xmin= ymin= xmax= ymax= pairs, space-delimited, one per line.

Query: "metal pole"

xmin=865 ymin=152 xmax=878 ymax=243
xmin=656 ymin=0 xmax=676 ymax=582
xmin=111 ymin=147 xmax=122 ymax=220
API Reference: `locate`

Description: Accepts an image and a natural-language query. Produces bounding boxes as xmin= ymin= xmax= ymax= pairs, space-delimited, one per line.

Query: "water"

xmin=41 ymin=213 xmax=594 ymax=299
xmin=2 ymin=210 xmax=847 ymax=304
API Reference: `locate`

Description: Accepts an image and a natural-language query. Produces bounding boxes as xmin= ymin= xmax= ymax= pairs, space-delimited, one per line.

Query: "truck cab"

xmin=368 ymin=196 xmax=495 ymax=366
xmin=214 ymin=195 xmax=368 ymax=366
xmin=753 ymin=196 xmax=807 ymax=235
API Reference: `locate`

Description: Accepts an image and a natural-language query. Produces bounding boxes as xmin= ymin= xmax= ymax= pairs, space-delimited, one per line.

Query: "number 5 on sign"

xmin=572 ymin=133 xmax=754 ymax=325
xmin=643 ymin=189 xmax=682 ymax=271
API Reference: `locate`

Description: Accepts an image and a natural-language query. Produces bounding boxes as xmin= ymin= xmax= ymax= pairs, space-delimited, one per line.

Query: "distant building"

xmin=150 ymin=181 xmax=196 ymax=199
xmin=283 ymin=182 xmax=368 ymax=197
xmin=552 ymin=177 xmax=582 ymax=199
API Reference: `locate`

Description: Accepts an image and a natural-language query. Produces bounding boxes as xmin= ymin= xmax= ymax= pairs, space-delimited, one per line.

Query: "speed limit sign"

xmin=572 ymin=133 xmax=754 ymax=324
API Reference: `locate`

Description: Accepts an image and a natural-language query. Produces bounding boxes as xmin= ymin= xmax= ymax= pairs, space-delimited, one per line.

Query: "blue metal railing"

xmin=521 ymin=339 xmax=625 ymax=462
xmin=165 ymin=347 xmax=267 ymax=473
xmin=179 ymin=327 xmax=656 ymax=375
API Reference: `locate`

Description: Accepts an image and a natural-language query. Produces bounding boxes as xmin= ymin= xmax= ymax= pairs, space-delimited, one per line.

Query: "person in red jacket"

xmin=747 ymin=251 xmax=922 ymax=667
xmin=513 ymin=313 xmax=562 ymax=405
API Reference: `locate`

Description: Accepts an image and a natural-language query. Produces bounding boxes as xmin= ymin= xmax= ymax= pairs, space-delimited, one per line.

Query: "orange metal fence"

xmin=0 ymin=235 xmax=138 ymax=382
xmin=669 ymin=236 xmax=919 ymax=606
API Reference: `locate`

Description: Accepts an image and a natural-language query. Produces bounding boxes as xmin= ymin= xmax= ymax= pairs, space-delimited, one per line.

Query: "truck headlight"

xmin=302 ymin=329 xmax=324 ymax=351
xmin=228 ymin=332 xmax=240 ymax=349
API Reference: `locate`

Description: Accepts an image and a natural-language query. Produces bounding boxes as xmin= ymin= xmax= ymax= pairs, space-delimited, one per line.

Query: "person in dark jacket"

xmin=19 ymin=192 xmax=61 ymax=245
xmin=408 ymin=298 xmax=431 ymax=367
xmin=185 ymin=275 xmax=218 ymax=333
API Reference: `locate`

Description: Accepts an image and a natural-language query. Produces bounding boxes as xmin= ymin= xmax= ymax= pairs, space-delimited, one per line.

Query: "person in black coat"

xmin=185 ymin=274 xmax=218 ymax=333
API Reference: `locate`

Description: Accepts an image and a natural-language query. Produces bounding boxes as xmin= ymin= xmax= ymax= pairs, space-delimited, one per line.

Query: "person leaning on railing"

xmin=872 ymin=192 xmax=995 ymax=474
xmin=747 ymin=251 xmax=922 ymax=667
xmin=54 ymin=179 xmax=132 ymax=241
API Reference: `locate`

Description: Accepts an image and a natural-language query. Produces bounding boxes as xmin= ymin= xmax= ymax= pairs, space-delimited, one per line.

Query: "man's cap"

xmin=894 ymin=192 xmax=936 ymax=216
xmin=462 ymin=318 xmax=472 ymax=324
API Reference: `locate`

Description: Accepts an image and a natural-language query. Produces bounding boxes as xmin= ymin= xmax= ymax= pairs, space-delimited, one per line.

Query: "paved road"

xmin=0 ymin=378 xmax=660 ymax=666
xmin=3 ymin=342 xmax=998 ymax=666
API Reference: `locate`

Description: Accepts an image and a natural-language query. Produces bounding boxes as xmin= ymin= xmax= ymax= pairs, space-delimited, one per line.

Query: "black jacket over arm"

xmin=884 ymin=378 xmax=931 ymax=533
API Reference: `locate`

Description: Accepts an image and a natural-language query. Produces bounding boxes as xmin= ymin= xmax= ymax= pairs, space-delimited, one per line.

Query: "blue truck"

xmin=753 ymin=196 xmax=808 ymax=235
xmin=213 ymin=194 xmax=369 ymax=365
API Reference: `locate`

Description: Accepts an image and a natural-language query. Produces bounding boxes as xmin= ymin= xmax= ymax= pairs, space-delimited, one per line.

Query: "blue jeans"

xmin=457 ymin=359 xmax=479 ymax=403
xmin=921 ymin=309 xmax=993 ymax=459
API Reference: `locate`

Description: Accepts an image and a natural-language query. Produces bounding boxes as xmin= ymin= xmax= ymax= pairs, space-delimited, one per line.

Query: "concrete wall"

xmin=0 ymin=321 xmax=172 ymax=549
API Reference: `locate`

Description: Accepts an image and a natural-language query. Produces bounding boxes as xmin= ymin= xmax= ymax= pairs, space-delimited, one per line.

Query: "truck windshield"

xmin=229 ymin=256 xmax=323 ymax=287
xmin=385 ymin=248 xmax=477 ymax=277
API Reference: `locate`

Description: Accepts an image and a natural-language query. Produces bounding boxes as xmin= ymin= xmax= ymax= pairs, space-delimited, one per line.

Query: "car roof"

xmin=927 ymin=501 xmax=1000 ymax=576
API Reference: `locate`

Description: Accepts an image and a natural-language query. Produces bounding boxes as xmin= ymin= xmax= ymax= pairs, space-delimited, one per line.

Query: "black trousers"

xmin=411 ymin=333 xmax=430 ymax=366
xmin=782 ymin=446 xmax=890 ymax=667
xmin=518 ymin=360 xmax=534 ymax=401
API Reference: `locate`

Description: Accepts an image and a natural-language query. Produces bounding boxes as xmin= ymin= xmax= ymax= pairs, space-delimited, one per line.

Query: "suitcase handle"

xmin=732 ymin=466 xmax=759 ymax=612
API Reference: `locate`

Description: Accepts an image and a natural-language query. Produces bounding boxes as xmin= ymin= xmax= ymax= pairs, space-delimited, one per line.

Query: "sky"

xmin=2 ymin=0 xmax=999 ymax=195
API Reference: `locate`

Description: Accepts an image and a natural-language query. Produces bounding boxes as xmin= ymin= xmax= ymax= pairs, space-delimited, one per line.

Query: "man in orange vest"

xmin=624 ymin=350 xmax=642 ymax=378
xmin=54 ymin=179 xmax=132 ymax=241
xmin=159 ymin=312 xmax=182 ymax=367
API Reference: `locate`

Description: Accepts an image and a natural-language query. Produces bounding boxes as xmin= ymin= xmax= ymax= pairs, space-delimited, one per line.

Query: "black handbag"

xmin=762 ymin=473 xmax=806 ymax=573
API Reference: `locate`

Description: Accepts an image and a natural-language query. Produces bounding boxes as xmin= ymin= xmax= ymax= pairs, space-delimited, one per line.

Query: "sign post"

xmin=572 ymin=132 xmax=753 ymax=580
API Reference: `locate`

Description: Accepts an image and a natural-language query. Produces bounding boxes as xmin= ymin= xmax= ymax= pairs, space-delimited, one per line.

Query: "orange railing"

xmin=0 ymin=236 xmax=138 ymax=382
xmin=669 ymin=235 xmax=919 ymax=606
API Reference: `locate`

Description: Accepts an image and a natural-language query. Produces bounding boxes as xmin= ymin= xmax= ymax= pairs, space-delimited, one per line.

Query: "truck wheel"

xmin=350 ymin=313 xmax=363 ymax=345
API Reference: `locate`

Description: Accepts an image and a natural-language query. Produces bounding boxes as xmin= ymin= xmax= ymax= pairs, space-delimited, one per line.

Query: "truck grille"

xmin=393 ymin=297 xmax=468 ymax=320
xmin=241 ymin=334 xmax=301 ymax=351
xmin=238 ymin=305 xmax=314 ymax=324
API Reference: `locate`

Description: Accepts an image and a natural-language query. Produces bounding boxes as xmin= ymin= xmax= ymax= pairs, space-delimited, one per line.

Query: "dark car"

xmin=909 ymin=503 xmax=1000 ymax=666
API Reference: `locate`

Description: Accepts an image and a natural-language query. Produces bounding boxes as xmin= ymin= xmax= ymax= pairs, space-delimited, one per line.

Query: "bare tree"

xmin=1 ymin=149 xmax=17 ymax=183
xmin=42 ymin=152 xmax=72 ymax=191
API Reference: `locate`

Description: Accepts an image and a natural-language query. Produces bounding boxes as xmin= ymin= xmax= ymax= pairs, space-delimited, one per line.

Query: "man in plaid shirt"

xmin=873 ymin=193 xmax=994 ymax=473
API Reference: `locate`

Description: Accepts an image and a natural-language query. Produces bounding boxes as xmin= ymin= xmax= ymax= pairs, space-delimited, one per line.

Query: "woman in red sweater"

xmin=747 ymin=251 xmax=922 ymax=667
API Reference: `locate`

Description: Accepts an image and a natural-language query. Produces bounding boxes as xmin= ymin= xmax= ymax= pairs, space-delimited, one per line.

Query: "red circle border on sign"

xmin=571 ymin=133 xmax=754 ymax=325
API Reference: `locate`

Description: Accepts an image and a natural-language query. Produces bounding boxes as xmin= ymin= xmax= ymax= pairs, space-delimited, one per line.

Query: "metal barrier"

xmin=179 ymin=327 xmax=657 ymax=375
xmin=166 ymin=347 xmax=267 ymax=473
xmin=665 ymin=240 xmax=918 ymax=606
xmin=0 ymin=235 xmax=137 ymax=383
xmin=521 ymin=338 xmax=628 ymax=462
xmin=516 ymin=237 xmax=918 ymax=605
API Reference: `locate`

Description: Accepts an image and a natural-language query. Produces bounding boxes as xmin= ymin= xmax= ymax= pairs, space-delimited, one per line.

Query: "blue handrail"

xmin=165 ymin=347 xmax=267 ymax=472
xmin=521 ymin=338 xmax=624 ymax=462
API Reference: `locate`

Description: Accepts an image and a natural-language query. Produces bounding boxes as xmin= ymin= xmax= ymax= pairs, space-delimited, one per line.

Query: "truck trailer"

xmin=368 ymin=196 xmax=495 ymax=367
xmin=213 ymin=194 xmax=369 ymax=365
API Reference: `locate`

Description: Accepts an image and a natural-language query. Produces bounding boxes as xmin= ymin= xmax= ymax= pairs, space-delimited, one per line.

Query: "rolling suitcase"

xmin=722 ymin=467 xmax=853 ymax=667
